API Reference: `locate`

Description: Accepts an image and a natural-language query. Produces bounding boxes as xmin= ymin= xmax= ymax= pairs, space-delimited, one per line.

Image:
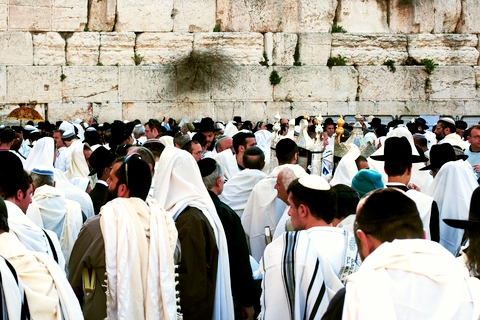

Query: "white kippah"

xmin=86 ymin=127 xmax=96 ymax=132
xmin=440 ymin=117 xmax=455 ymax=125
xmin=298 ymin=175 xmax=330 ymax=191
xmin=62 ymin=130 xmax=75 ymax=139
xmin=24 ymin=125 xmax=35 ymax=130
xmin=32 ymin=166 xmax=54 ymax=176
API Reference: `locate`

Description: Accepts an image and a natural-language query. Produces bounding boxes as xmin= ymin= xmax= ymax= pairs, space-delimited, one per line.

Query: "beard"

xmin=106 ymin=184 xmax=119 ymax=202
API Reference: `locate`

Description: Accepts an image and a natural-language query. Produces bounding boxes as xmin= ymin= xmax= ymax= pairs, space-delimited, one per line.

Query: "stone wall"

xmin=1 ymin=0 xmax=480 ymax=124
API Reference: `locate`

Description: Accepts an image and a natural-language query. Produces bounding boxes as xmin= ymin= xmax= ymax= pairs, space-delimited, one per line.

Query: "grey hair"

xmin=133 ymin=124 xmax=145 ymax=136
xmin=281 ymin=167 xmax=299 ymax=190
xmin=215 ymin=135 xmax=229 ymax=152
xmin=30 ymin=172 xmax=54 ymax=189
xmin=202 ymin=162 xmax=224 ymax=190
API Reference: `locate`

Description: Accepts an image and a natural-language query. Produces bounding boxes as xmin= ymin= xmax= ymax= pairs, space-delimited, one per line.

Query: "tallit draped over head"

xmin=24 ymin=137 xmax=55 ymax=172
xmin=153 ymin=146 xmax=234 ymax=320
xmin=65 ymin=140 xmax=89 ymax=181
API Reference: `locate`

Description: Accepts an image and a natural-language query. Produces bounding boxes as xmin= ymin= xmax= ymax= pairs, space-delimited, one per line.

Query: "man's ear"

xmin=356 ymin=229 xmax=373 ymax=259
xmin=117 ymin=183 xmax=128 ymax=198
xmin=15 ymin=189 xmax=24 ymax=201
xmin=216 ymin=177 xmax=223 ymax=188
xmin=299 ymin=204 xmax=309 ymax=218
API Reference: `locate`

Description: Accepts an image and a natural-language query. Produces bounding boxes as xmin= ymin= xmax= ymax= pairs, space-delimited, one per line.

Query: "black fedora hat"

xmin=419 ymin=143 xmax=459 ymax=171
xmin=196 ymin=117 xmax=221 ymax=133
xmin=233 ymin=116 xmax=243 ymax=124
xmin=369 ymin=117 xmax=382 ymax=128
xmin=444 ymin=187 xmax=480 ymax=230
xmin=88 ymin=146 xmax=117 ymax=176
xmin=370 ymin=136 xmax=427 ymax=163
xmin=415 ymin=117 xmax=429 ymax=131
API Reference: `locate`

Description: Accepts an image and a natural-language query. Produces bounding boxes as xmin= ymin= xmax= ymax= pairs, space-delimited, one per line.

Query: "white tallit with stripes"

xmin=260 ymin=228 xmax=358 ymax=319
xmin=0 ymin=255 xmax=27 ymax=320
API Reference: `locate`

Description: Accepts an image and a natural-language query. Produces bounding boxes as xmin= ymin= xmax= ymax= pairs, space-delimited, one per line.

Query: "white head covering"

xmin=214 ymin=149 xmax=239 ymax=180
xmin=24 ymin=137 xmax=55 ymax=172
xmin=255 ymin=130 xmax=274 ymax=173
xmin=153 ymin=146 xmax=234 ymax=320
xmin=159 ymin=135 xmax=174 ymax=147
xmin=330 ymin=145 xmax=361 ymax=187
xmin=65 ymin=140 xmax=89 ymax=181
xmin=73 ymin=123 xmax=85 ymax=141
xmin=59 ymin=121 xmax=75 ymax=133
xmin=224 ymin=122 xmax=238 ymax=138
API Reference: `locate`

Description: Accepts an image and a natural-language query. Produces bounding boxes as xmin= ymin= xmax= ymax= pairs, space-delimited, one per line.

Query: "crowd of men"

xmin=0 ymin=113 xmax=479 ymax=319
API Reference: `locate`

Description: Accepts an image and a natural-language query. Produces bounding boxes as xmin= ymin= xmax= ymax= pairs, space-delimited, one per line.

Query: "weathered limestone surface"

xmin=52 ymin=0 xmax=88 ymax=31
xmin=331 ymin=34 xmax=408 ymax=65
xmin=211 ymin=66 xmax=272 ymax=101
xmin=429 ymin=66 xmax=476 ymax=100
xmin=99 ymin=32 xmax=135 ymax=66
xmin=0 ymin=66 xmax=5 ymax=102
xmin=0 ymin=1 xmax=7 ymax=31
xmin=7 ymin=66 xmax=62 ymax=103
xmin=0 ymin=32 xmax=33 ymax=65
xmin=214 ymin=101 xmax=246 ymax=122
xmin=298 ymin=0 xmax=337 ymax=32
xmin=263 ymin=33 xmax=274 ymax=66
xmin=298 ymin=33 xmax=331 ymax=66
xmin=290 ymin=102 xmax=327 ymax=118
xmin=93 ymin=101 xmax=122 ymax=121
xmin=465 ymin=100 xmax=480 ymax=114
xmin=194 ymin=33 xmax=264 ymax=65
xmin=66 ymin=32 xmax=100 ymax=65
xmin=115 ymin=0 xmax=173 ymax=32
xmin=272 ymin=33 xmax=297 ymax=66
xmin=358 ymin=66 xmax=427 ymax=101
xmin=335 ymin=0 xmax=389 ymax=33
xmin=33 ymin=32 xmax=65 ymax=66
xmin=87 ymin=0 xmax=116 ymax=32
xmin=407 ymin=34 xmax=479 ymax=66
xmin=273 ymin=66 xmax=358 ymax=102
xmin=432 ymin=0 xmax=461 ymax=34
xmin=47 ymin=102 xmax=91 ymax=122
xmin=62 ymin=66 xmax=119 ymax=103
xmin=172 ymin=0 xmax=215 ymax=32
xmin=457 ymin=0 xmax=480 ymax=33
xmin=474 ymin=66 xmax=480 ymax=99
xmin=118 ymin=66 xmax=176 ymax=101
xmin=136 ymin=33 xmax=193 ymax=65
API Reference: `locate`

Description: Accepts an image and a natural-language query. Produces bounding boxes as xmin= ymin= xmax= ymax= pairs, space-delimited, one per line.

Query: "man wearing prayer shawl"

xmin=69 ymin=154 xmax=178 ymax=320
xmin=154 ymin=146 xmax=234 ymax=320
xmin=260 ymin=175 xmax=359 ymax=320
xmin=323 ymin=188 xmax=480 ymax=319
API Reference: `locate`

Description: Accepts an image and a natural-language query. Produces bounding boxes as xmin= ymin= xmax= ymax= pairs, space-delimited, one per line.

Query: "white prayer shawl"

xmin=343 ymin=239 xmax=480 ymax=320
xmin=439 ymin=133 xmax=469 ymax=150
xmin=330 ymin=147 xmax=361 ymax=187
xmin=0 ymin=232 xmax=83 ymax=320
xmin=214 ymin=149 xmax=239 ymax=180
xmin=153 ymin=146 xmax=234 ymax=320
xmin=59 ymin=121 xmax=75 ymax=133
xmin=24 ymin=137 xmax=55 ymax=172
xmin=65 ymin=140 xmax=89 ymax=181
xmin=406 ymin=189 xmax=433 ymax=240
xmin=255 ymin=130 xmax=274 ymax=173
xmin=6 ymin=201 xmax=66 ymax=271
xmin=424 ymin=130 xmax=437 ymax=150
xmin=54 ymin=169 xmax=95 ymax=219
xmin=272 ymin=205 xmax=290 ymax=241
xmin=368 ymin=127 xmax=433 ymax=193
xmin=29 ymin=185 xmax=83 ymax=267
xmin=426 ymin=160 xmax=478 ymax=254
xmin=100 ymin=197 xmax=178 ymax=320
xmin=336 ymin=214 xmax=356 ymax=233
xmin=0 ymin=255 xmax=26 ymax=320
xmin=159 ymin=135 xmax=174 ymax=146
xmin=260 ymin=228 xmax=356 ymax=320
xmin=73 ymin=123 xmax=85 ymax=141
xmin=224 ymin=122 xmax=238 ymax=138
xmin=219 ymin=169 xmax=267 ymax=218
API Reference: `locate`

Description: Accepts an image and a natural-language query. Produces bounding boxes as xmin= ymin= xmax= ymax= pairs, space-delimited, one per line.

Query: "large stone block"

xmin=429 ymin=66 xmax=476 ymax=100
xmin=457 ymin=0 xmax=480 ymax=33
xmin=52 ymin=0 xmax=87 ymax=31
xmin=33 ymin=32 xmax=65 ymax=66
xmin=475 ymin=66 xmax=480 ymax=99
xmin=289 ymin=102 xmax=327 ymax=118
xmin=358 ymin=66 xmax=427 ymax=101
xmin=265 ymin=101 xmax=293 ymax=121
xmin=465 ymin=100 xmax=480 ymax=115
xmin=335 ymin=0 xmax=389 ymax=33
xmin=119 ymin=66 xmax=176 ymax=101
xmin=218 ymin=0 xmax=337 ymax=32
xmin=331 ymin=34 xmax=408 ymax=66
xmin=0 ymin=66 xmax=5 ymax=102
xmin=87 ymin=0 xmax=116 ymax=32
xmin=136 ymin=33 xmax=193 ymax=65
xmin=430 ymin=100 xmax=465 ymax=116
xmin=214 ymin=101 xmax=245 ymax=122
xmin=194 ymin=33 xmax=264 ymax=66
xmin=115 ymin=0 xmax=173 ymax=32
xmin=432 ymin=0 xmax=461 ymax=34
xmin=0 ymin=3 xmax=7 ymax=31
xmin=62 ymin=66 xmax=119 ymax=103
xmin=9 ymin=5 xmax=51 ymax=31
xmin=272 ymin=33 xmax=297 ymax=66
xmin=407 ymin=34 xmax=478 ymax=66
xmin=47 ymin=102 xmax=91 ymax=122
xmin=172 ymin=0 xmax=215 ymax=32
xmin=0 ymin=32 xmax=33 ymax=65
xmin=377 ymin=101 xmax=408 ymax=116
xmin=7 ymin=66 xmax=62 ymax=103
xmin=66 ymin=32 xmax=100 ymax=66
xmin=273 ymin=66 xmax=358 ymax=102
xmin=99 ymin=32 xmax=135 ymax=66
xmin=298 ymin=33 xmax=331 ymax=66
xmin=263 ymin=33 xmax=274 ymax=66
xmin=122 ymin=102 xmax=158 ymax=121
xmin=325 ymin=101 xmax=350 ymax=116
xmin=211 ymin=66 xmax=272 ymax=101
xmin=93 ymin=101 xmax=122 ymax=122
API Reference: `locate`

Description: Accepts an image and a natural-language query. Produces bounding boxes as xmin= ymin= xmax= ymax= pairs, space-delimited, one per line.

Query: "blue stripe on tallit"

xmin=282 ymin=231 xmax=299 ymax=319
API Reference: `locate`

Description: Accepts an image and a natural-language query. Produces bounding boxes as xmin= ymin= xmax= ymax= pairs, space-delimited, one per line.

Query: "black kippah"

xmin=275 ymin=138 xmax=296 ymax=155
xmin=198 ymin=158 xmax=217 ymax=177
xmin=244 ymin=146 xmax=263 ymax=156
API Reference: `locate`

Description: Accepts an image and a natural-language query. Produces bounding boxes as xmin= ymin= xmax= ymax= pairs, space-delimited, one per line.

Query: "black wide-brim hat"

xmin=196 ymin=117 xmax=221 ymax=132
xmin=370 ymin=136 xmax=427 ymax=163
xmin=88 ymin=146 xmax=117 ymax=176
xmin=419 ymin=143 xmax=460 ymax=171
xmin=444 ymin=187 xmax=480 ymax=231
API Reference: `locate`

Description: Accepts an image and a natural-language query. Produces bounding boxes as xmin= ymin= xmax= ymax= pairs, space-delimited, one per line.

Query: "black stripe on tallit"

xmin=3 ymin=259 xmax=30 ymax=319
xmin=282 ymin=231 xmax=299 ymax=319
xmin=42 ymin=230 xmax=58 ymax=263
xmin=303 ymin=259 xmax=320 ymax=320
xmin=309 ymin=282 xmax=326 ymax=320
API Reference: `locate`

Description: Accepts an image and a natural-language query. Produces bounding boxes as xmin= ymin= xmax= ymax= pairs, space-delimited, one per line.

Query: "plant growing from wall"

xmin=421 ymin=58 xmax=438 ymax=75
xmin=259 ymin=51 xmax=269 ymax=66
xmin=327 ymin=55 xmax=347 ymax=68
xmin=60 ymin=74 xmax=67 ymax=82
xmin=331 ymin=24 xmax=347 ymax=33
xmin=213 ymin=25 xmax=221 ymax=32
xmin=175 ymin=50 xmax=237 ymax=93
xmin=270 ymin=70 xmax=282 ymax=85
xmin=132 ymin=53 xmax=144 ymax=66
xmin=384 ymin=59 xmax=396 ymax=73
xmin=293 ymin=42 xmax=302 ymax=66
xmin=476 ymin=82 xmax=480 ymax=89
xmin=96 ymin=62 xmax=103 ymax=66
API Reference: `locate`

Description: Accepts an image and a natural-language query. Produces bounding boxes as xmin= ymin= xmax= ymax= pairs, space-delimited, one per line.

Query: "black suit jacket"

xmin=89 ymin=183 xmax=108 ymax=215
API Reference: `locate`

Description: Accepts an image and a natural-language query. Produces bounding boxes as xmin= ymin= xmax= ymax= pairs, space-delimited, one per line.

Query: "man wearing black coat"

xmin=88 ymin=146 xmax=116 ymax=215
